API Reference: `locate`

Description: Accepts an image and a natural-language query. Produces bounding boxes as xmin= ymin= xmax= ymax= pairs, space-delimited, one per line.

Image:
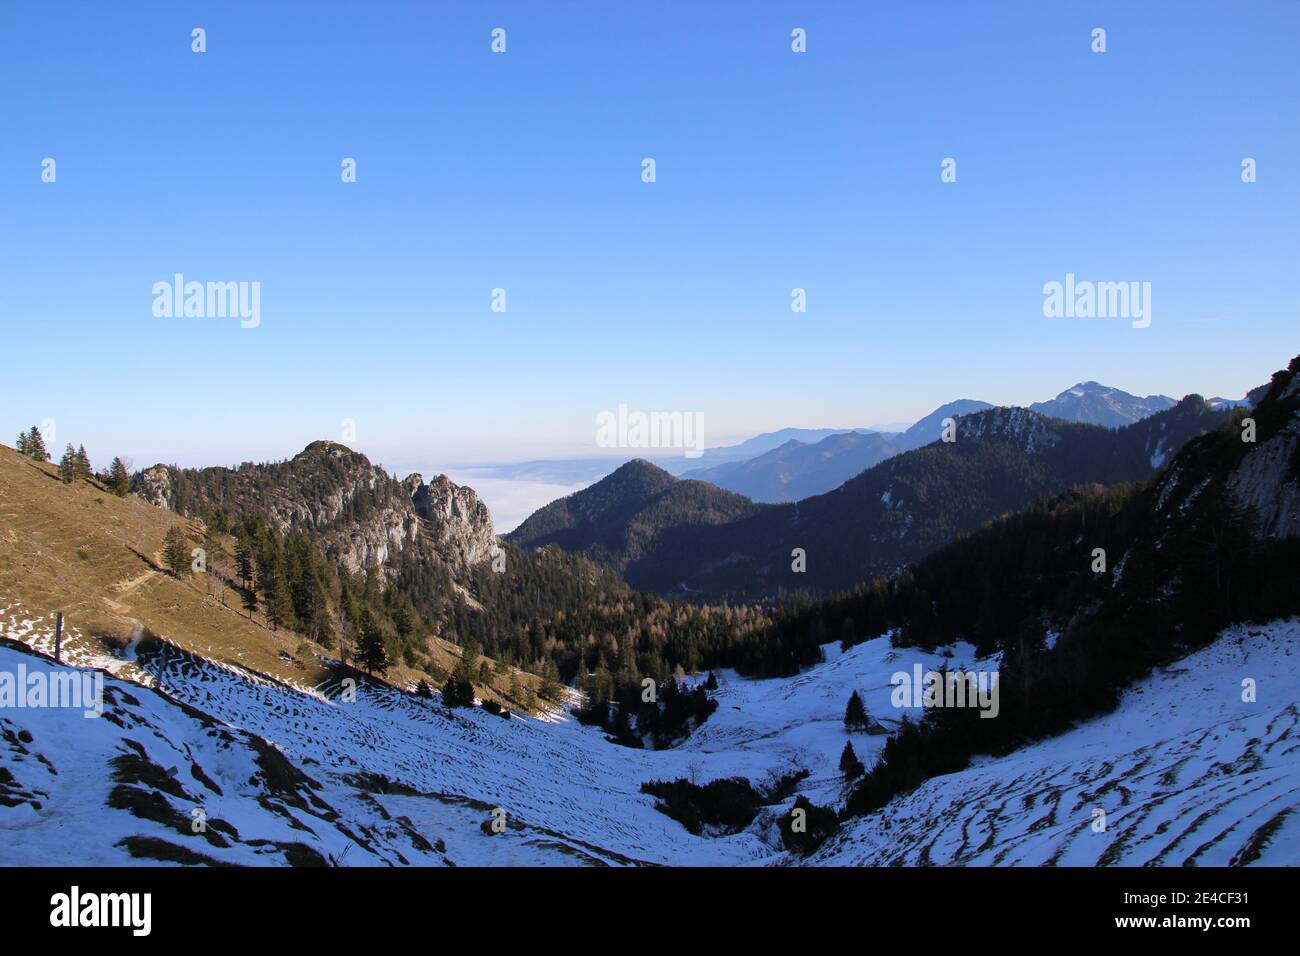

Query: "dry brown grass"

xmin=0 ymin=444 xmax=544 ymax=709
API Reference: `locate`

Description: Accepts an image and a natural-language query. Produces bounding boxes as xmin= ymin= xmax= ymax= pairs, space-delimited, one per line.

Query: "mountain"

xmin=1029 ymin=381 xmax=1176 ymax=428
xmin=649 ymin=426 xmax=882 ymax=477
xmin=682 ymin=431 xmax=903 ymax=503
xmin=4 ymin=358 xmax=1296 ymax=867
xmin=677 ymin=400 xmax=999 ymax=503
xmin=680 ymin=384 xmax=1205 ymax=505
xmin=482 ymin=383 xmax=1180 ymax=509
xmin=135 ymin=440 xmax=496 ymax=575
xmin=0 ymin=440 xmax=536 ymax=710
xmin=506 ymin=459 xmax=764 ymax=573
xmin=894 ymin=399 xmax=994 ymax=450
xmin=512 ymin=397 xmax=1230 ymax=600
xmin=704 ymin=426 xmax=877 ymax=457
xmin=3 ymin=361 xmax=1296 ymax=870
xmin=799 ymin=354 xmax=1300 ymax=829
xmin=1209 ymin=381 xmax=1271 ymax=412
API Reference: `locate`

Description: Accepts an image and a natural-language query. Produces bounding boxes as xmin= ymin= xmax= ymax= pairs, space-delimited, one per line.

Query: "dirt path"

xmin=102 ymin=568 xmax=158 ymax=613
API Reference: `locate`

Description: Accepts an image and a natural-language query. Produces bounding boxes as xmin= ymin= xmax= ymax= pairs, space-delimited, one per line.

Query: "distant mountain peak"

xmin=619 ymin=457 xmax=670 ymax=473
xmin=1031 ymin=382 xmax=1175 ymax=429
xmin=605 ymin=457 xmax=676 ymax=487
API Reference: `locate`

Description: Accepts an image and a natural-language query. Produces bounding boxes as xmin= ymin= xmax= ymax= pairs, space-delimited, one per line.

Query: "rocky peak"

xmin=135 ymin=464 xmax=173 ymax=509
xmin=406 ymin=472 xmax=497 ymax=567
xmin=132 ymin=442 xmax=498 ymax=577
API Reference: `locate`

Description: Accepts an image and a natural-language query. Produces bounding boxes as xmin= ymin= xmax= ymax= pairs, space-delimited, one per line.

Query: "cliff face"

xmin=134 ymin=441 xmax=496 ymax=576
xmin=1225 ymin=369 xmax=1300 ymax=540
xmin=1147 ymin=358 xmax=1300 ymax=544
xmin=406 ymin=473 xmax=497 ymax=567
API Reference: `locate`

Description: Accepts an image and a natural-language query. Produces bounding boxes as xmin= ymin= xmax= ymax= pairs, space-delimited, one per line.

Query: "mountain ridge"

xmin=512 ymin=396 xmax=1231 ymax=600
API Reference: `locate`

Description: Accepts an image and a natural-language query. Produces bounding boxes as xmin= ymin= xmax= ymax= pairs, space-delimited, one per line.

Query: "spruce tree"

xmin=24 ymin=427 xmax=50 ymax=461
xmin=263 ymin=563 xmax=295 ymax=633
xmin=107 ymin=457 xmax=131 ymax=496
xmin=442 ymin=658 xmax=475 ymax=707
xmin=840 ymin=741 xmax=864 ymax=778
xmin=539 ymin=657 xmax=563 ymax=702
xmin=58 ymin=444 xmax=78 ymax=483
xmin=241 ymin=585 xmax=258 ymax=619
xmin=355 ymin=609 xmax=390 ymax=676
xmin=162 ymin=525 xmax=190 ymax=577
xmin=75 ymin=444 xmax=91 ymax=479
xmin=844 ymin=690 xmax=869 ymax=731
xmin=234 ymin=535 xmax=255 ymax=590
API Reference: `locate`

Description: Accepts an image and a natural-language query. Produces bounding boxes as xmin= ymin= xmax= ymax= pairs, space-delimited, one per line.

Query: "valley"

xmin=3 ymin=356 xmax=1299 ymax=869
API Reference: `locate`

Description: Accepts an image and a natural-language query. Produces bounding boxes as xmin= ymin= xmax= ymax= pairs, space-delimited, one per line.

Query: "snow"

xmin=3 ymin=593 xmax=1297 ymax=867
xmin=811 ymin=619 xmax=1300 ymax=866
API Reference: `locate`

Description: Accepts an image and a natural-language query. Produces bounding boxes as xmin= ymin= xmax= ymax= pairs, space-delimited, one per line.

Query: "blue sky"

xmin=2 ymin=0 xmax=1297 ymax=472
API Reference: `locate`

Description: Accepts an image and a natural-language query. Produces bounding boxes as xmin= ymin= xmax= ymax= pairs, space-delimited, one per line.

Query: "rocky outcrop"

xmin=134 ymin=464 xmax=173 ymax=510
xmin=406 ymin=473 xmax=496 ymax=567
xmin=1150 ymin=359 xmax=1300 ymax=543
xmin=1226 ymin=369 xmax=1300 ymax=540
xmin=1226 ymin=428 xmax=1300 ymax=539
xmin=133 ymin=441 xmax=497 ymax=577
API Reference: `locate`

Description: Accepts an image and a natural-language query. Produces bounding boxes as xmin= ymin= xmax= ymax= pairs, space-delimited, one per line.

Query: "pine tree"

xmin=241 ymin=585 xmax=258 ymax=619
xmin=162 ymin=525 xmax=190 ymax=577
xmin=391 ymin=601 xmax=414 ymax=638
xmin=75 ymin=445 xmax=91 ymax=479
xmin=442 ymin=658 xmax=475 ymax=707
xmin=234 ymin=535 xmax=255 ymax=590
xmin=22 ymin=427 xmax=50 ymax=462
xmin=355 ymin=609 xmax=390 ymax=676
xmin=263 ymin=563 xmax=295 ymax=633
xmin=839 ymin=741 xmax=864 ymax=778
xmin=705 ymin=670 xmax=719 ymax=691
xmin=844 ymin=690 xmax=869 ymax=732
xmin=58 ymin=444 xmax=78 ymax=483
xmin=15 ymin=431 xmax=27 ymax=456
xmin=539 ymin=657 xmax=563 ymax=702
xmin=107 ymin=457 xmax=131 ymax=496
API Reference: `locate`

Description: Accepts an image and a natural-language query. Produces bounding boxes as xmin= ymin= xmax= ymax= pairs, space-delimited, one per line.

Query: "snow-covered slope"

xmin=812 ymin=621 xmax=1300 ymax=866
xmin=3 ymin=595 xmax=1297 ymax=866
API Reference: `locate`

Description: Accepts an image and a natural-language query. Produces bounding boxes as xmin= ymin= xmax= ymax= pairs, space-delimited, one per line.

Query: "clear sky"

xmin=2 ymin=0 xmax=1296 ymax=473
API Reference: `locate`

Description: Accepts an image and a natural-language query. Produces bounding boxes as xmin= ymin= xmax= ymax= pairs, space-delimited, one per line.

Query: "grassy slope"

xmin=0 ymin=443 xmax=541 ymax=708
